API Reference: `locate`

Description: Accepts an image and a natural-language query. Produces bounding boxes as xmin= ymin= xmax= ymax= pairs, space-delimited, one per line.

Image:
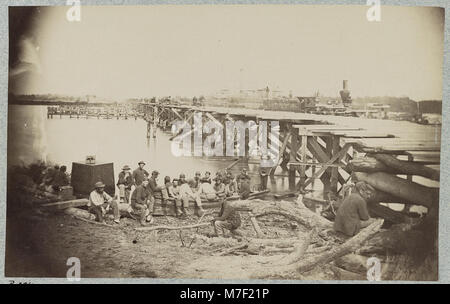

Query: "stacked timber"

xmin=345 ymin=153 xmax=440 ymax=280
xmin=347 ymin=154 xmax=440 ymax=210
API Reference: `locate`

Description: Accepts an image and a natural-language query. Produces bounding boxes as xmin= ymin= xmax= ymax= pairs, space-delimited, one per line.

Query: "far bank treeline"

xmin=352 ymin=97 xmax=442 ymax=114
xmin=9 ymin=93 xmax=443 ymax=115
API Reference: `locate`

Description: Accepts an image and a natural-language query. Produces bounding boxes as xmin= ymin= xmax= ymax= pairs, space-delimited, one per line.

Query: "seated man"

xmin=213 ymin=177 xmax=226 ymax=198
xmin=130 ymin=178 xmax=154 ymax=225
xmin=148 ymin=170 xmax=167 ymax=215
xmin=179 ymin=173 xmax=187 ymax=185
xmin=239 ymin=178 xmax=251 ymax=200
xmin=223 ymin=178 xmax=235 ymax=197
xmin=40 ymin=165 xmax=57 ymax=191
xmin=88 ymin=181 xmax=120 ymax=224
xmin=52 ymin=165 xmax=70 ymax=192
xmin=179 ymin=179 xmax=205 ymax=217
xmin=333 ymin=181 xmax=376 ymax=236
xmin=225 ymin=170 xmax=238 ymax=194
xmin=193 ymin=171 xmax=202 ymax=191
xmin=212 ymin=201 xmax=242 ymax=237
xmin=237 ymin=168 xmax=250 ymax=190
xmin=166 ymin=179 xmax=183 ymax=218
xmin=198 ymin=179 xmax=218 ymax=201
xmin=200 ymin=171 xmax=212 ymax=184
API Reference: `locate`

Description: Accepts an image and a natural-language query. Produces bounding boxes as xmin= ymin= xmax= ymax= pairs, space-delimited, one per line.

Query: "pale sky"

xmin=12 ymin=5 xmax=444 ymax=100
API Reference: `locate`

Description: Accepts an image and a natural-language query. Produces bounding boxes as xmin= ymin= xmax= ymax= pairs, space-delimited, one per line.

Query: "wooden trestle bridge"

xmin=47 ymin=102 xmax=441 ymax=198
xmin=137 ymin=102 xmax=441 ymax=197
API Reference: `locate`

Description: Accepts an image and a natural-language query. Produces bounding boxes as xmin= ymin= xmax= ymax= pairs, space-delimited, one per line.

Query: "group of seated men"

xmin=88 ymin=161 xmax=252 ymax=232
xmin=40 ymin=165 xmax=70 ymax=193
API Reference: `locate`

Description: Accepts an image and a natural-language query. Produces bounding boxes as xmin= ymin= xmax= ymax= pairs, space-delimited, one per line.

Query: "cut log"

xmin=347 ymin=156 xmax=395 ymax=173
xmin=333 ymin=253 xmax=368 ymax=274
xmin=368 ymin=203 xmax=415 ymax=224
xmin=251 ymin=219 xmax=383 ymax=279
xmin=329 ymin=265 xmax=365 ymax=280
xmin=353 ymin=172 xmax=439 ymax=208
xmin=64 ymin=207 xmax=96 ymax=220
xmin=40 ymin=199 xmax=89 ymax=210
xmin=273 ymin=192 xmax=297 ymax=200
xmin=371 ymin=154 xmax=440 ymax=181
xmin=347 ymin=155 xmax=440 ymax=181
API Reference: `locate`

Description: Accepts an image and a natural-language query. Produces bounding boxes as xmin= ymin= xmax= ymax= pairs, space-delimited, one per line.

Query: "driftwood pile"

xmin=179 ymin=197 xmax=385 ymax=280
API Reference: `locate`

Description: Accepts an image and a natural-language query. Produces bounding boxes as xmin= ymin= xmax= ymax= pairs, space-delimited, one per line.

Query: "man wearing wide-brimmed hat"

xmin=88 ymin=181 xmax=120 ymax=224
xmin=132 ymin=161 xmax=149 ymax=186
xmin=117 ymin=165 xmax=133 ymax=204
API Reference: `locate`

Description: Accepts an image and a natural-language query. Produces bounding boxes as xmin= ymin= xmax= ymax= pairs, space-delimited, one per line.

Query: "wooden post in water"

xmin=288 ymin=127 xmax=298 ymax=191
xmin=153 ymin=105 xmax=158 ymax=138
xmin=299 ymin=133 xmax=308 ymax=191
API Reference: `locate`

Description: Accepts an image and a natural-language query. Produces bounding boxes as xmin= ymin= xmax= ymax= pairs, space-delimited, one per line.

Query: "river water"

xmin=7 ymin=105 xmax=441 ymax=195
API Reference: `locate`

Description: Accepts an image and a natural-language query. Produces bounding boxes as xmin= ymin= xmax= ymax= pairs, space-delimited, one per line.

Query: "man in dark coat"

xmin=212 ymin=201 xmax=242 ymax=237
xmin=333 ymin=182 xmax=375 ymax=236
xmin=117 ymin=165 xmax=133 ymax=204
xmin=239 ymin=178 xmax=251 ymax=200
xmin=132 ymin=161 xmax=149 ymax=186
xmin=130 ymin=178 xmax=154 ymax=225
xmin=148 ymin=170 xmax=168 ymax=215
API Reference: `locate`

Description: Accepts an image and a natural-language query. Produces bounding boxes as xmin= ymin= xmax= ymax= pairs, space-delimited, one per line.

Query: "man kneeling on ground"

xmin=212 ymin=201 xmax=242 ymax=237
xmin=88 ymin=182 xmax=120 ymax=224
xmin=130 ymin=177 xmax=155 ymax=225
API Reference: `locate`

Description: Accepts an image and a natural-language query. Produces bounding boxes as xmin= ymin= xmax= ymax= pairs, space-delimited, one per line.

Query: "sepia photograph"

xmin=5 ymin=3 xmax=444 ymax=281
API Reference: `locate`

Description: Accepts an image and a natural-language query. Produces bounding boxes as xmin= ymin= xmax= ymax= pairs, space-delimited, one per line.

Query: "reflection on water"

xmin=8 ymin=105 xmax=441 ymax=195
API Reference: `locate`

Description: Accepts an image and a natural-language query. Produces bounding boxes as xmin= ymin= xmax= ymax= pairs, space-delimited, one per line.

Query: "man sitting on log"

xmin=239 ymin=178 xmax=251 ymax=200
xmin=212 ymin=201 xmax=242 ymax=238
xmin=225 ymin=169 xmax=238 ymax=195
xmin=179 ymin=178 xmax=205 ymax=216
xmin=237 ymin=168 xmax=251 ymax=190
xmin=130 ymin=177 xmax=154 ymax=225
xmin=88 ymin=181 xmax=120 ymax=224
xmin=200 ymin=171 xmax=212 ymax=184
xmin=197 ymin=179 xmax=218 ymax=202
xmin=192 ymin=171 xmax=202 ymax=191
xmin=213 ymin=177 xmax=226 ymax=199
xmin=333 ymin=181 xmax=376 ymax=237
xmin=52 ymin=165 xmax=70 ymax=192
xmin=148 ymin=170 xmax=167 ymax=215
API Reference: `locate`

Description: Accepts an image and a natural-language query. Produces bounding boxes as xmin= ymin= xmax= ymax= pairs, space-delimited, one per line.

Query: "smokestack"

xmin=343 ymin=80 xmax=348 ymax=91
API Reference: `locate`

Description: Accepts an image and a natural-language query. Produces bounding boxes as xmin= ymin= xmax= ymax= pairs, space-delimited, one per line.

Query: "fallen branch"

xmin=218 ymin=244 xmax=249 ymax=256
xmin=295 ymin=219 xmax=384 ymax=274
xmin=275 ymin=228 xmax=316 ymax=266
xmin=135 ymin=222 xmax=211 ymax=231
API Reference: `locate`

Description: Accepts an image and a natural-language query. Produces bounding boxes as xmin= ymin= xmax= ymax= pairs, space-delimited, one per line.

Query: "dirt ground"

xmin=6 ymin=204 xmax=331 ymax=280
